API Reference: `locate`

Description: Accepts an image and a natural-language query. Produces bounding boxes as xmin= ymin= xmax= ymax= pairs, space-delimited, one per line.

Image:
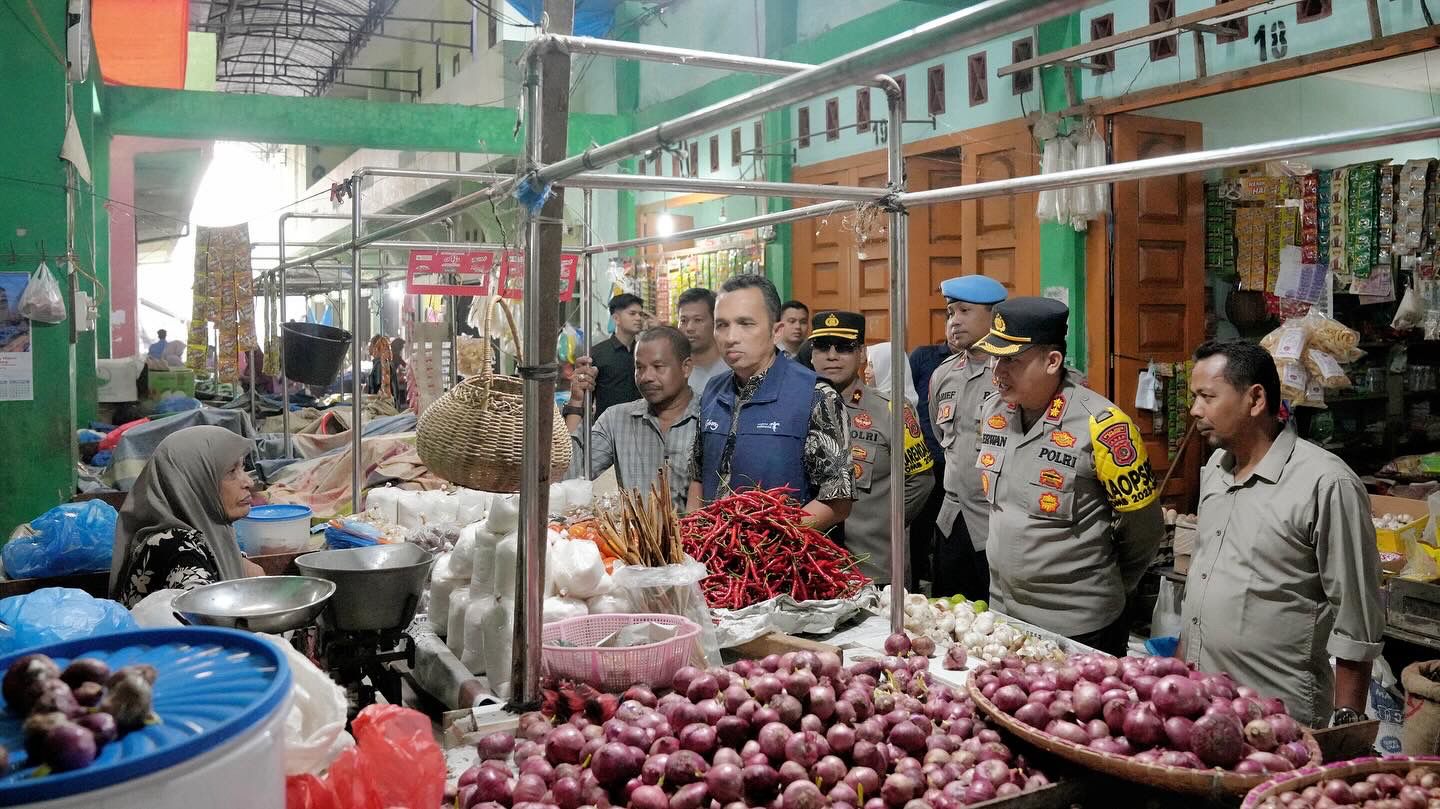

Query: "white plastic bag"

xmin=18 ymin=262 xmax=65 ymax=324
xmin=455 ymin=488 xmax=491 ymax=523
xmin=486 ymin=494 xmax=520 ymax=534
xmin=586 ymin=590 xmax=633 ymax=614
xmin=460 ymin=597 xmax=488 ymax=674
xmin=129 ymin=588 xmax=185 ymax=627
xmin=261 ymin=635 xmax=354 ymax=775
xmin=450 ymin=524 xmax=479 ymax=580
xmin=551 ymin=540 xmax=606 ymax=599
xmin=480 ymin=596 xmax=516 ymax=698
xmin=470 ymin=526 xmax=501 ymax=598
xmin=1036 ymin=137 xmax=1062 ymax=223
xmin=447 ymin=587 xmax=473 ymax=659
xmin=366 ymin=487 xmax=402 ymax=524
xmin=429 ymin=577 xmax=462 ymax=636
xmin=1150 ymin=578 xmax=1183 ymax=640
xmin=544 ymin=595 xmax=589 ymax=623
xmin=396 ymin=490 xmax=426 ymax=530
xmin=549 ymin=483 xmax=570 ymax=517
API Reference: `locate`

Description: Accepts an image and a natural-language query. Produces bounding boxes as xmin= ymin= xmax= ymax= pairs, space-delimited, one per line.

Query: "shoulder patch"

xmin=1089 ymin=408 xmax=1158 ymax=513
xmin=1044 ymin=394 xmax=1067 ymax=424
xmin=850 ymin=388 xmax=864 ymax=405
xmin=903 ymin=405 xmax=922 ymax=439
xmin=1096 ymin=422 xmax=1137 ymax=466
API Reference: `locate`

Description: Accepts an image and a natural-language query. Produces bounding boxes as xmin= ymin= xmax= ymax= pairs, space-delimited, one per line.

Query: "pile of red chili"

xmin=680 ymin=487 xmax=870 ymax=610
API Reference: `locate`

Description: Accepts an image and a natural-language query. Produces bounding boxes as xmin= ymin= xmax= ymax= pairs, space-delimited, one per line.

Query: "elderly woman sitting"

xmin=109 ymin=426 xmax=264 ymax=607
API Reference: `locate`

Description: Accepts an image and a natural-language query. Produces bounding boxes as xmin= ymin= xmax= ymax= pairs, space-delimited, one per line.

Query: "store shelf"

xmin=1325 ymin=394 xmax=1390 ymax=404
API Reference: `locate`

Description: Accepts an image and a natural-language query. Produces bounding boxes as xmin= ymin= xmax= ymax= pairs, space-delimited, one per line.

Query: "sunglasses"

xmin=811 ymin=341 xmax=860 ymax=354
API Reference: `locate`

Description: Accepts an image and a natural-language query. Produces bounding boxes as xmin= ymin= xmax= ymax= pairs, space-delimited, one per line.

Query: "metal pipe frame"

xmin=883 ymin=87 xmax=907 ymax=635
xmin=582 ymin=113 xmax=1440 ymax=256
xmin=581 ymin=188 xmax=594 ymax=476
xmin=272 ymin=0 xmax=1082 ymax=275
xmin=351 ymin=185 xmax=364 ymax=513
xmin=532 ymin=0 xmax=1093 ymax=185
xmin=511 ymin=51 xmax=548 ymax=707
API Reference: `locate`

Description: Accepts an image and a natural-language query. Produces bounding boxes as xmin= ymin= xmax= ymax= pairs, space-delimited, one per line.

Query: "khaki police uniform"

xmin=972 ymin=297 xmax=1164 ymax=650
xmin=930 ymin=350 xmax=998 ymax=548
xmin=977 ymin=375 xmax=1164 ymax=640
xmin=840 ymin=380 xmax=935 ymax=582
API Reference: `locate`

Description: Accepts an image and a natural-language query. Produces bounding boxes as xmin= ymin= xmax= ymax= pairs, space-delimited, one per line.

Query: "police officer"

xmin=973 ymin=297 xmax=1164 ymax=655
xmin=804 ymin=311 xmax=934 ymax=581
xmin=927 ymin=275 xmax=1008 ymax=601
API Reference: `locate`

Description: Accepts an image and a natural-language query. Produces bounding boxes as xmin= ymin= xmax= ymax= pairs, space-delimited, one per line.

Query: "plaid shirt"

xmin=568 ymin=395 xmax=700 ymax=512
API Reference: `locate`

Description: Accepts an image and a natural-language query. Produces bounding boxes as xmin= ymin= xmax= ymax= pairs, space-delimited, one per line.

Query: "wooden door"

xmin=853 ymin=162 xmax=893 ymax=347
xmin=960 ymin=125 xmax=1040 ymax=300
xmin=790 ymin=166 xmax=859 ymax=318
xmin=1110 ymin=114 xmax=1206 ymax=507
xmin=907 ymin=154 xmax=967 ymax=348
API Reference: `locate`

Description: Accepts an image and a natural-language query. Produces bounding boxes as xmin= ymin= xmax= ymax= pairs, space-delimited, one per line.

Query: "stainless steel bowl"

xmin=294 ymin=543 xmax=436 ymax=633
xmin=172 ymin=575 xmax=336 ymax=633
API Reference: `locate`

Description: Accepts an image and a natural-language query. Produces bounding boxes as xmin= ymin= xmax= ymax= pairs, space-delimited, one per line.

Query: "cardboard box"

xmin=1371 ymin=494 xmax=1429 ymax=555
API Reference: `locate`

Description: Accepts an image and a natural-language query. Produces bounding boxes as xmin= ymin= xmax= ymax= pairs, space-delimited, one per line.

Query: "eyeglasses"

xmin=811 ymin=342 xmax=859 ymax=355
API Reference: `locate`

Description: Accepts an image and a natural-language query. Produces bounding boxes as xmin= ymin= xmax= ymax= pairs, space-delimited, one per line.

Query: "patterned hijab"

xmin=109 ymin=426 xmax=254 ymax=596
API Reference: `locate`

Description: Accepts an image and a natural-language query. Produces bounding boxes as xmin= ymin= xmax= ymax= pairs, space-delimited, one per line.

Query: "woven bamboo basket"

xmin=1242 ymin=755 xmax=1440 ymax=807
xmin=416 ymin=298 xmax=572 ymax=492
xmin=969 ymin=683 xmax=1322 ymax=797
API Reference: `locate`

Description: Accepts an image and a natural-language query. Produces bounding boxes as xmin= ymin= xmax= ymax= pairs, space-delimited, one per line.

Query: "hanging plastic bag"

xmin=0 ymin=588 xmax=137 ymax=655
xmin=3 ymin=499 xmax=117 ymax=579
xmin=293 ymin=704 xmax=444 ymax=809
xmin=260 ymin=635 xmax=354 ymax=776
xmin=1056 ymin=135 xmax=1078 ymax=227
xmin=1035 ymin=136 xmax=1062 ymax=223
xmin=1085 ymin=126 xmax=1109 ymax=220
xmin=18 ymin=261 xmax=66 ymax=323
xmin=1150 ymin=578 xmax=1183 ymax=641
xmin=612 ymin=557 xmax=722 ymax=666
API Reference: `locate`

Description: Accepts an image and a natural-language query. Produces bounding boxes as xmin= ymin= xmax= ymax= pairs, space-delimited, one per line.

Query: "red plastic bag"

xmin=286 ymin=705 xmax=445 ymax=809
xmin=285 ymin=774 xmax=336 ymax=809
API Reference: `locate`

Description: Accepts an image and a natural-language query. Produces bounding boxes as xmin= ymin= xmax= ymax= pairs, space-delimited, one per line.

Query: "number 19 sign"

xmin=406 ymin=248 xmax=579 ymax=301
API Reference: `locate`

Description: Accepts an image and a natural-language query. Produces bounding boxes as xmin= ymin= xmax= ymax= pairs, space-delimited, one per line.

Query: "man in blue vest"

xmin=685 ymin=275 xmax=854 ymax=529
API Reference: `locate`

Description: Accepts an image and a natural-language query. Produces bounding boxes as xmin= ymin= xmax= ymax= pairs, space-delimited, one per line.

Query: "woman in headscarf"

xmin=109 ymin=426 xmax=262 ymax=607
xmin=864 ymin=343 xmax=919 ymax=407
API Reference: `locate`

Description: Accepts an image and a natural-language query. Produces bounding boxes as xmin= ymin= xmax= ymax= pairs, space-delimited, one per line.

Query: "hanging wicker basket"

xmin=416 ymin=299 xmax=573 ymax=492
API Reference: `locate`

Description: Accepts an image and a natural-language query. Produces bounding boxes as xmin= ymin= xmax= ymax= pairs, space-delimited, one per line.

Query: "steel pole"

xmin=445 ymin=218 xmax=459 ymax=390
xmin=581 ymin=188 xmax=594 ymax=477
xmin=357 ymin=166 xmax=880 ymax=200
xmin=884 ymin=86 xmax=907 ymax=633
xmin=279 ymin=214 xmax=293 ymax=459
xmin=582 ymin=199 xmax=855 ymax=254
xmin=535 ymin=0 xmax=1091 ymax=184
xmin=351 ymin=182 xmax=364 ymax=513
xmin=510 ymin=47 xmax=551 ymax=708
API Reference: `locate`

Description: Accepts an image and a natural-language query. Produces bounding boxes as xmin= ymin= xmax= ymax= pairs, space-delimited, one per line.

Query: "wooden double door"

xmin=788 ymin=114 xmax=1207 ymax=508
xmin=791 ymin=120 xmax=1040 ymax=351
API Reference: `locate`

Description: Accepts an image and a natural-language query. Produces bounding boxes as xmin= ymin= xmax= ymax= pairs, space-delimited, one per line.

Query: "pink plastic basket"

xmin=541 ymin=613 xmax=701 ymax=691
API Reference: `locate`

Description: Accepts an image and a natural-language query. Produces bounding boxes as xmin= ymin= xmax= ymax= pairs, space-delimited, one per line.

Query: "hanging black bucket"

xmin=283 ymin=322 xmax=352 ymax=386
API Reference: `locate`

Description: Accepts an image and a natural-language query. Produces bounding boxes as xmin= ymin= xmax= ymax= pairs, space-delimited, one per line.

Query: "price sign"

xmin=405 ymin=249 xmax=496 ymax=295
xmin=405 ymin=248 xmax=581 ymax=301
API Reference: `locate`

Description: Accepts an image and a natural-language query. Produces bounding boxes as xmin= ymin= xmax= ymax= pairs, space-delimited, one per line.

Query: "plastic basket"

xmin=541 ymin=613 xmax=701 ymax=692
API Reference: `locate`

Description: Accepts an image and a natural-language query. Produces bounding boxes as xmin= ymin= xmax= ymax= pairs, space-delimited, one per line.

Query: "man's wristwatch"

xmin=562 ymin=404 xmax=585 ymax=418
xmin=1329 ymin=707 xmax=1363 ymax=727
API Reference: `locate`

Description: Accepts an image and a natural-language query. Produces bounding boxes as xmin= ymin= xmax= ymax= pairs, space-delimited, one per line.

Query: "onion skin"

xmin=1190 ymin=713 xmax=1245 ymax=768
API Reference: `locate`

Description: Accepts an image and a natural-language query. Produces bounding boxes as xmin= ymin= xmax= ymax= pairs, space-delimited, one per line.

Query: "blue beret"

xmin=939 ymin=276 xmax=1007 ymax=305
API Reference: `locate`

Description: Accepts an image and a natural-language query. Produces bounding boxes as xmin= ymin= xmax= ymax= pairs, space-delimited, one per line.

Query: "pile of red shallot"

xmin=973 ymin=652 xmax=1311 ymax=775
xmin=1256 ymin=765 xmax=1440 ymax=809
xmin=455 ymin=641 xmax=1052 ymax=809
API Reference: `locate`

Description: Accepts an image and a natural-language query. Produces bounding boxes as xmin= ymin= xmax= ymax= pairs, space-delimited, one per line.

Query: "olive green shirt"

xmin=1180 ymin=427 xmax=1385 ymax=727
xmin=979 ymin=374 xmax=1164 ymax=637
xmin=929 ymin=350 xmax=998 ymax=549
xmin=839 ymin=380 xmax=935 ymax=582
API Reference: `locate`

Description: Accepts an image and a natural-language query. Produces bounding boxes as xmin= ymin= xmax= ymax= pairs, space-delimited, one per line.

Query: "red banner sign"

xmin=405 ymin=249 xmax=582 ymax=300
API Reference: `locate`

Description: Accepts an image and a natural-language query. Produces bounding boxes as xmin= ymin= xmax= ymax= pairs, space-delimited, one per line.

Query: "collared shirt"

xmin=568 ymin=395 xmax=700 ymax=512
xmin=1180 ymin=427 xmax=1385 ymax=727
xmin=687 ymin=364 xmax=854 ymax=502
xmin=930 ymin=350 xmax=998 ymax=548
xmin=687 ymin=356 xmax=728 ymax=399
xmin=590 ymin=334 xmax=640 ymax=418
xmin=910 ymin=343 xmax=953 ymax=461
xmin=840 ymin=380 xmax=935 ymax=581
xmin=979 ymin=373 xmax=1164 ymax=637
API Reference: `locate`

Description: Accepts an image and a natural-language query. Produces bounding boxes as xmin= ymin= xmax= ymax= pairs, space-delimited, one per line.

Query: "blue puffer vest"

xmin=699 ymin=352 xmax=817 ymax=503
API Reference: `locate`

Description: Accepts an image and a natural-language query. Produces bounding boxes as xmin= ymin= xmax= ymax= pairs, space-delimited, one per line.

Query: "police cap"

xmin=974 ymin=297 xmax=1068 ymax=357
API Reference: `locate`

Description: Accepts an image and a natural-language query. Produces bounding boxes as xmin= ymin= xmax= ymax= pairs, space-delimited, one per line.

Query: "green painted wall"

xmin=107 ymin=87 xmax=629 ymax=156
xmin=1036 ymin=16 xmax=1087 ymax=372
xmin=0 ymin=4 xmax=78 ymax=534
xmin=762 ymin=0 xmax=799 ymax=297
